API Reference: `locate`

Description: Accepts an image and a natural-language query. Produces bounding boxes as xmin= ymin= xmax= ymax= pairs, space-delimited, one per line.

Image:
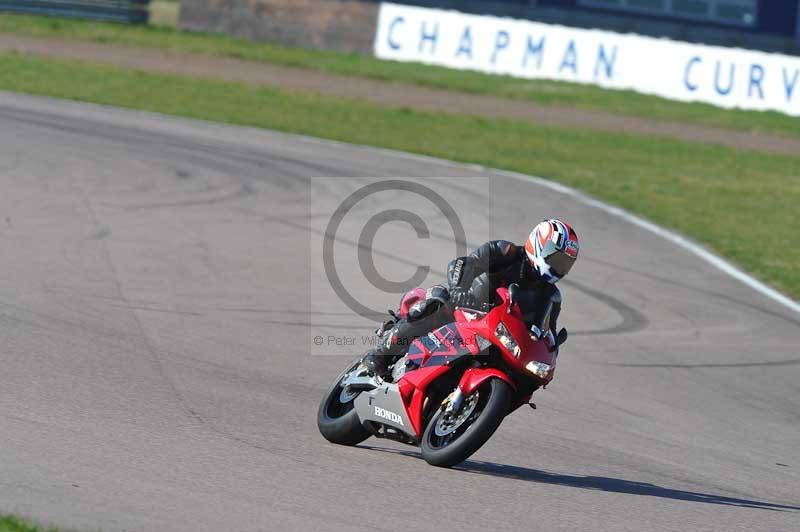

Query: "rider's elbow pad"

xmin=447 ymin=256 xmax=476 ymax=288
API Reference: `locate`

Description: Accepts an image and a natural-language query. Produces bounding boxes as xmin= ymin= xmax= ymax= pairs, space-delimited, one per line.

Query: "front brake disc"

xmin=434 ymin=391 xmax=479 ymax=436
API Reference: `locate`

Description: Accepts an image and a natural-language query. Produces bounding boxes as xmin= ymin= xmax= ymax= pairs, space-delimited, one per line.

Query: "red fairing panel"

xmin=398 ymin=365 xmax=451 ymax=437
xmin=458 ymin=367 xmax=515 ymax=396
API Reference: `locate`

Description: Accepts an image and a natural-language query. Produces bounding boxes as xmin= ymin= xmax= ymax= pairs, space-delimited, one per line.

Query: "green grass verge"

xmin=1 ymin=13 xmax=800 ymax=138
xmin=1 ymin=51 xmax=798 ymax=298
xmin=0 ymin=515 xmax=63 ymax=532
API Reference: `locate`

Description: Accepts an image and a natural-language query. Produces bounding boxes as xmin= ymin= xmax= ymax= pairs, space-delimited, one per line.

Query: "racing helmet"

xmin=524 ymin=219 xmax=579 ymax=283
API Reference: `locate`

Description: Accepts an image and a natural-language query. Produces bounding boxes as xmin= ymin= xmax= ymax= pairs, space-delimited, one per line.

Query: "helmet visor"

xmin=545 ymin=250 xmax=576 ymax=278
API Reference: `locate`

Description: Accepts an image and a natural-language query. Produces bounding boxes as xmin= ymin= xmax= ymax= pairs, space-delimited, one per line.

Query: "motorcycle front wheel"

xmin=421 ymin=378 xmax=512 ymax=468
xmin=317 ymin=359 xmax=371 ymax=446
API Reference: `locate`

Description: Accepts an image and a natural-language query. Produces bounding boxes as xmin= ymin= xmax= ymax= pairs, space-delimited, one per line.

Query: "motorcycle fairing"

xmin=455 ymin=294 xmax=558 ymax=380
xmin=353 ymin=287 xmax=558 ymax=440
xmin=458 ymin=367 xmax=515 ymax=395
xmin=353 ymin=382 xmax=415 ymax=434
xmin=399 ymin=364 xmax=451 ymax=437
xmin=406 ymin=323 xmax=474 ymax=369
xmin=352 ymin=322 xmax=475 ymax=440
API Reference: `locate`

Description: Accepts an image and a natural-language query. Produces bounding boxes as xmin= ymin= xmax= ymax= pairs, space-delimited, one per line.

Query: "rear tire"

xmin=421 ymin=378 xmax=512 ymax=468
xmin=317 ymin=360 xmax=371 ymax=446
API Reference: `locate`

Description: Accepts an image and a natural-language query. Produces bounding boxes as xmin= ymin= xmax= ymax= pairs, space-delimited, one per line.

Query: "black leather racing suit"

xmin=364 ymin=240 xmax=563 ymax=375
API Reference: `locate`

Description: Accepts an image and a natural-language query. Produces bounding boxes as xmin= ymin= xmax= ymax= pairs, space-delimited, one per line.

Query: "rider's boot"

xmin=362 ymin=321 xmax=407 ymax=378
xmin=362 ymin=313 xmax=401 ymax=378
xmin=362 ymin=348 xmax=398 ymax=379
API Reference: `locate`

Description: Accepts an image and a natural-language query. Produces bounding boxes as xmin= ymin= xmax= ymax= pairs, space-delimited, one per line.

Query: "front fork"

xmin=444 ymin=388 xmax=466 ymax=416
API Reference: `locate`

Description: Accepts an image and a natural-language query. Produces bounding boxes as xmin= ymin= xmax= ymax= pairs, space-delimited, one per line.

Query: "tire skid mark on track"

xmin=583 ymin=256 xmax=800 ymax=329
xmin=6 ymin=94 xmax=796 ymax=322
xmin=2 ymin=93 xmax=799 ymax=532
xmin=565 ymin=280 xmax=648 ymax=335
xmin=97 ymin=183 xmax=255 ymax=211
xmin=0 ymin=106 xmax=342 ymax=186
xmin=261 ymin=203 xmax=650 ymax=336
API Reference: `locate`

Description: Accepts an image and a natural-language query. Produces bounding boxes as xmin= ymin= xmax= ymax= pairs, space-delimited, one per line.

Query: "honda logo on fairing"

xmin=374 ymin=406 xmax=404 ymax=426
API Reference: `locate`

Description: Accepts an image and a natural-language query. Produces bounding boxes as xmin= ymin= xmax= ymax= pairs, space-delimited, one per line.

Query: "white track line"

xmin=5 ymin=92 xmax=796 ymax=315
xmin=353 ymin=142 xmax=800 ymax=316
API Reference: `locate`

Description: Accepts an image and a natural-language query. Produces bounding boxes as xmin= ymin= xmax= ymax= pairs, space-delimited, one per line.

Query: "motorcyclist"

xmin=362 ymin=219 xmax=580 ymax=378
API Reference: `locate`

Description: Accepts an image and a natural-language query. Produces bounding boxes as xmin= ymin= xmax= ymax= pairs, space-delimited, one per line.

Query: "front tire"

xmin=317 ymin=360 xmax=371 ymax=446
xmin=421 ymin=378 xmax=512 ymax=468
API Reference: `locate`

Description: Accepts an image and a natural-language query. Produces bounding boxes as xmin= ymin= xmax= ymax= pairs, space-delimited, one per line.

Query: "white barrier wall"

xmin=374 ymin=2 xmax=800 ymax=116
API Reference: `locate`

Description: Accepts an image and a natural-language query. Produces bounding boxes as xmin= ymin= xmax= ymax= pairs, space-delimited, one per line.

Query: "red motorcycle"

xmin=317 ymin=284 xmax=566 ymax=468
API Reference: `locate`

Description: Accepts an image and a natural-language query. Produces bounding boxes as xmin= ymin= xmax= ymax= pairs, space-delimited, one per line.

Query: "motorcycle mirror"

xmin=508 ymin=283 xmax=520 ymax=314
xmin=557 ymin=328 xmax=568 ymax=346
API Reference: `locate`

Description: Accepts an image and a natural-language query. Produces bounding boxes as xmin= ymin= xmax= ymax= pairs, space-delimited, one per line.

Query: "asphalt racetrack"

xmin=0 ymin=92 xmax=798 ymax=532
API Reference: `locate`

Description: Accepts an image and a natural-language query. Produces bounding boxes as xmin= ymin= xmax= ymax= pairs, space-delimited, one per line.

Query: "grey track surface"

xmin=0 ymin=92 xmax=798 ymax=532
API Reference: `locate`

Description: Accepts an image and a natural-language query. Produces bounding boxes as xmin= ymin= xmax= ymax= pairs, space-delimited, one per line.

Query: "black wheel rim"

xmin=324 ymin=366 xmax=360 ymax=420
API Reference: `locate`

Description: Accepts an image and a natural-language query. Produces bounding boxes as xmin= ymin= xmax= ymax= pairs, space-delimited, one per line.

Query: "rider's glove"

xmin=375 ymin=310 xmax=400 ymax=337
xmin=449 ymin=286 xmax=477 ymax=309
xmin=427 ymin=284 xmax=450 ymax=305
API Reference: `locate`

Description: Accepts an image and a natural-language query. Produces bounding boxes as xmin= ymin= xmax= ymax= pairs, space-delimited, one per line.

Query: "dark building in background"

xmin=553 ymin=0 xmax=795 ymax=37
xmin=390 ymin=0 xmax=800 ymax=54
xmin=180 ymin=0 xmax=800 ymax=56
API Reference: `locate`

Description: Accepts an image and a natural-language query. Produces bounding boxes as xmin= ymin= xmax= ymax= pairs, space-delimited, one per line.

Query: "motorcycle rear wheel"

xmin=317 ymin=359 xmax=371 ymax=446
xmin=421 ymin=378 xmax=511 ymax=468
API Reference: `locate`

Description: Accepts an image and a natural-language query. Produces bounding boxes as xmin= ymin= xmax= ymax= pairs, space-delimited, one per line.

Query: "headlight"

xmin=494 ymin=322 xmax=521 ymax=357
xmin=525 ymin=361 xmax=552 ymax=379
